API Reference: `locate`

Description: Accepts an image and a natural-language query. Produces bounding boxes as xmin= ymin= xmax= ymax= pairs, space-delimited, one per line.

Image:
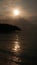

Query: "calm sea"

xmin=0 ymin=30 xmax=37 ymax=65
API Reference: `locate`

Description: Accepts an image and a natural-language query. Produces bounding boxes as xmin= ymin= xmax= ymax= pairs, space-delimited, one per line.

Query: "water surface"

xmin=0 ymin=30 xmax=37 ymax=65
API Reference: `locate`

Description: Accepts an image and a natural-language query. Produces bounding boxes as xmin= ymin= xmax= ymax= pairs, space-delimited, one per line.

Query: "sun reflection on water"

xmin=13 ymin=41 xmax=20 ymax=52
xmin=11 ymin=34 xmax=21 ymax=53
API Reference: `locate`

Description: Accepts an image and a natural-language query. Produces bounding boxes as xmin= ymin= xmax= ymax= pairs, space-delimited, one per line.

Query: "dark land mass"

xmin=0 ymin=24 xmax=21 ymax=33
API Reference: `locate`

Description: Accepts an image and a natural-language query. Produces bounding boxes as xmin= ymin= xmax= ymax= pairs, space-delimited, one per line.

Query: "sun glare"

xmin=13 ymin=9 xmax=20 ymax=16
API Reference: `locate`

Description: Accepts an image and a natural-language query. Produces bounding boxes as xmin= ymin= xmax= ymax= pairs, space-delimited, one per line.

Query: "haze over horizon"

xmin=0 ymin=0 xmax=37 ymax=21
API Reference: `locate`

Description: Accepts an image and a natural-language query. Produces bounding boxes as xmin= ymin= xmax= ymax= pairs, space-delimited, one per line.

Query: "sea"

xmin=0 ymin=28 xmax=37 ymax=65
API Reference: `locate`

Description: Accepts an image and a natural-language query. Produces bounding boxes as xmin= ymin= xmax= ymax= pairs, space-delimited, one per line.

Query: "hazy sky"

xmin=0 ymin=0 xmax=37 ymax=20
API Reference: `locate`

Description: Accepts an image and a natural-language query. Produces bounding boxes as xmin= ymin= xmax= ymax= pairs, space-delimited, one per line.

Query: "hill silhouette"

xmin=0 ymin=24 xmax=21 ymax=33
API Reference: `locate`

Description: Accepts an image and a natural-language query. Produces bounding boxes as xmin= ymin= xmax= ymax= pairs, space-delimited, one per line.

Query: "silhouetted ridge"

xmin=0 ymin=24 xmax=21 ymax=33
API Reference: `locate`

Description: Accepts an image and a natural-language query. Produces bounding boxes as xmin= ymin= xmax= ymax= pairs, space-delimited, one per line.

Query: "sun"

xmin=13 ymin=9 xmax=20 ymax=16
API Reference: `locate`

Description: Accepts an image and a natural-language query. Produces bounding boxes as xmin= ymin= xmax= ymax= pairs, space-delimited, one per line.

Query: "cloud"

xmin=0 ymin=0 xmax=20 ymax=17
xmin=0 ymin=0 xmax=37 ymax=19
